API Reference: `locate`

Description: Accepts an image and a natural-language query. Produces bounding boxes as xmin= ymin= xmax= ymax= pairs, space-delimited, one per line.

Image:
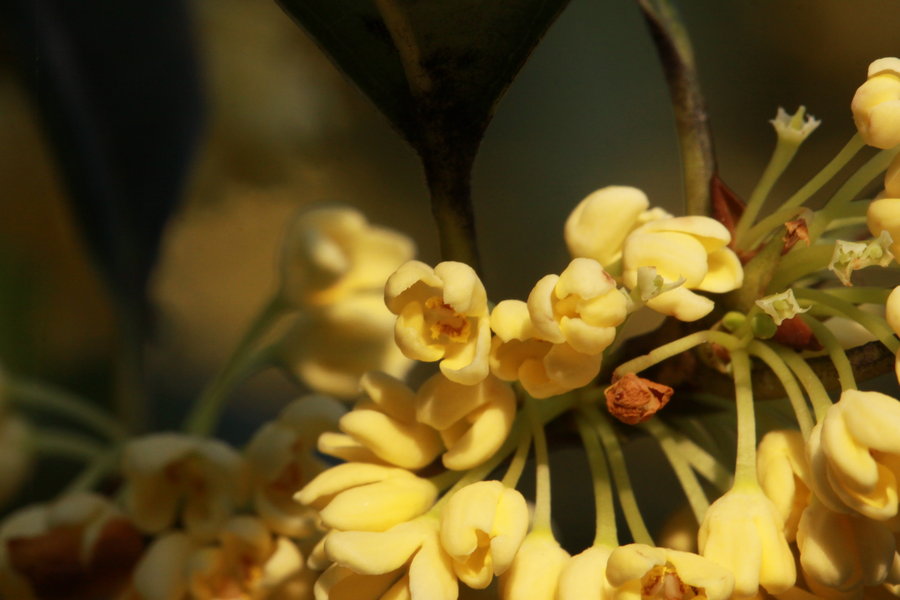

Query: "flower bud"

xmin=499 ymin=531 xmax=569 ymax=600
xmin=756 ymin=430 xmax=811 ymax=541
xmin=557 ymin=545 xmax=615 ymax=600
xmin=851 ymin=57 xmax=900 ymax=149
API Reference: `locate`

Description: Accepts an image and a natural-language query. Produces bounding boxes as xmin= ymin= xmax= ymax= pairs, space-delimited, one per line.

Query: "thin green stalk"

xmin=781 ymin=133 xmax=865 ymax=211
xmin=584 ymin=404 xmax=653 ymax=546
xmin=795 ymin=288 xmax=900 ymax=354
xmin=742 ymin=205 xmax=806 ymax=251
xmin=730 ymin=351 xmax=759 ymax=490
xmin=822 ymin=286 xmax=891 ymax=305
xmin=747 ymin=341 xmax=814 ymax=437
xmin=30 ymin=428 xmax=107 ymax=462
xmin=613 ymin=330 xmax=741 ymax=378
xmin=642 ymin=418 xmax=710 ymax=524
xmin=668 ymin=426 xmax=732 ymax=493
xmin=6 ymin=379 xmax=126 ymax=442
xmin=575 ymin=413 xmax=617 ymax=548
xmin=772 ymin=345 xmax=833 ymax=423
xmin=525 ymin=396 xmax=552 ymax=533
xmin=65 ymin=450 xmax=120 ymax=494
xmin=800 ymin=315 xmax=856 ymax=392
xmin=767 ymin=243 xmax=835 ymax=292
xmin=501 ymin=429 xmax=531 ymax=489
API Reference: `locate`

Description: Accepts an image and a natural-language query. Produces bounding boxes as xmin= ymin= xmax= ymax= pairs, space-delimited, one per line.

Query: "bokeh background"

xmin=0 ymin=0 xmax=899 ymax=546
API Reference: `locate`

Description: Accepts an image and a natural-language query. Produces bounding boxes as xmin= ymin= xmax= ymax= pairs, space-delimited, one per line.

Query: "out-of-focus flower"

xmin=851 ymin=57 xmax=900 ymax=149
xmin=796 ymin=496 xmax=895 ymax=596
xmin=605 ymin=543 xmax=734 ymax=600
xmin=385 ymin=260 xmax=491 ymax=385
xmin=295 ymin=462 xmax=438 ymax=532
xmin=828 ymin=233 xmax=894 ymax=286
xmin=564 ymin=186 xmax=671 ymax=267
xmin=557 ymin=545 xmax=615 ymax=600
xmin=438 ymin=481 xmax=528 ymax=588
xmin=528 ymin=258 xmax=628 ymax=357
xmin=317 ymin=371 xmax=442 ymax=470
xmin=815 ymin=390 xmax=900 ymax=520
xmin=245 ymin=395 xmax=345 ymax=538
xmin=490 ymin=299 xmax=601 ymax=398
xmin=757 ymin=430 xmax=812 ymax=541
xmin=279 ymin=206 xmax=415 ymax=307
xmin=121 ymin=433 xmax=248 ymax=541
xmin=0 ymin=493 xmax=143 ymax=600
xmin=132 ymin=516 xmax=308 ymax=600
xmin=886 ymin=153 xmax=900 ymax=197
xmin=623 ymin=216 xmax=743 ymax=322
xmin=755 ymin=289 xmax=809 ymax=326
xmin=499 ymin=531 xmax=570 ymax=600
xmin=770 ymin=106 xmax=821 ymax=145
xmin=322 ymin=515 xmax=457 ymax=600
xmin=0 ymin=380 xmax=30 ymax=507
xmin=416 ymin=374 xmax=516 ymax=470
xmin=868 ymin=197 xmax=900 ymax=260
xmin=887 ymin=286 xmax=900 ymax=382
xmin=278 ymin=293 xmax=414 ymax=399
xmin=698 ymin=486 xmax=796 ymax=598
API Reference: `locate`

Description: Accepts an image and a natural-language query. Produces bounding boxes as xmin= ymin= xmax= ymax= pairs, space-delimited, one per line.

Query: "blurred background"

xmin=0 ymin=0 xmax=898 ymax=542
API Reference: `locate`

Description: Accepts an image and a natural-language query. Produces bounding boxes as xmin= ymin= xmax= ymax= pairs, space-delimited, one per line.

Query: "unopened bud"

xmin=605 ymin=373 xmax=673 ymax=425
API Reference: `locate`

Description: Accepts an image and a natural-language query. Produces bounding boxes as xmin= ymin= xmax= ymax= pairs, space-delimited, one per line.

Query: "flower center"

xmin=641 ymin=564 xmax=706 ymax=600
xmin=424 ymin=296 xmax=470 ymax=342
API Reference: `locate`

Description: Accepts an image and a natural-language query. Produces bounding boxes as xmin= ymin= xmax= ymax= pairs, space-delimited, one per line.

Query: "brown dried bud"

xmin=605 ymin=373 xmax=674 ymax=425
xmin=772 ymin=316 xmax=822 ymax=351
xmin=782 ymin=217 xmax=811 ymax=255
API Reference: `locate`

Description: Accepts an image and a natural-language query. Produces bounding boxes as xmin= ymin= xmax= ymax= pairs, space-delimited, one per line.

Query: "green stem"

xmin=821 ymin=286 xmax=891 ymax=305
xmin=730 ymin=351 xmax=759 ymax=490
xmin=613 ymin=330 xmax=742 ymax=378
xmin=742 ymin=205 xmax=806 ymax=251
xmin=747 ymin=341 xmax=813 ymax=437
xmin=780 ymin=133 xmax=864 ymax=211
xmin=642 ymin=418 xmax=710 ymax=524
xmin=575 ymin=413 xmax=617 ymax=548
xmin=501 ymin=428 xmax=531 ymax=489
xmin=65 ymin=450 xmax=121 ymax=494
xmin=767 ymin=243 xmax=835 ymax=292
xmin=795 ymin=288 xmax=900 ymax=354
xmin=30 ymin=428 xmax=107 ymax=462
xmin=800 ymin=314 xmax=856 ymax=392
xmin=525 ymin=396 xmax=552 ymax=533
xmin=6 ymin=379 xmax=126 ymax=442
xmin=584 ymin=404 xmax=653 ymax=545
xmin=771 ymin=345 xmax=833 ymax=423
xmin=636 ymin=0 xmax=715 ymax=216
xmin=667 ymin=424 xmax=732 ymax=493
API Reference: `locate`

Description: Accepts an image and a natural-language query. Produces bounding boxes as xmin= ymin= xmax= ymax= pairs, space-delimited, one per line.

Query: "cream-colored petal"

xmin=645 ymin=287 xmax=715 ymax=322
xmin=821 ymin=403 xmax=880 ymax=492
xmin=442 ymin=395 xmax=516 ymax=471
xmin=396 ymin=301 xmax=446 ymax=362
xmin=317 ymin=431 xmax=386 ymax=464
xmin=132 ymin=532 xmax=194 ymax=600
xmin=565 ymin=186 xmax=649 ymax=265
xmin=527 ymin=275 xmax=565 ymax=343
xmin=326 ymin=520 xmax=426 ymax=575
xmin=542 ymin=342 xmax=602 ymax=389
xmin=408 ymin=522 xmax=458 ymax=600
xmin=361 ymin=371 xmax=417 ymax=424
xmin=666 ymin=549 xmax=735 ymax=600
xmin=697 ymin=247 xmax=744 ymax=292
xmin=636 ymin=216 xmax=731 ymax=250
xmin=435 ymin=261 xmax=488 ymax=316
xmin=340 ymin=409 xmax=442 ymax=470
xmin=555 ymin=258 xmax=616 ymax=300
xmin=840 ymin=390 xmax=900 ymax=454
xmin=385 ymin=261 xmax=443 ymax=314
xmin=490 ymin=300 xmax=538 ymax=341
xmin=440 ymin=316 xmax=491 ymax=385
xmin=416 ymin=374 xmax=508 ymax=431
xmin=557 ymin=546 xmax=614 ymax=600
xmin=314 ymin=565 xmax=403 ymax=600
xmin=579 ymin=288 xmax=629 ymax=328
xmin=559 ymin=317 xmax=615 ymax=355
xmin=887 ymin=287 xmax=900 ymax=335
xmin=317 ymin=476 xmax=438 ymax=532
xmin=605 ymin=543 xmax=667 ymax=587
xmin=623 ymin=231 xmax=709 ymax=287
xmin=499 ymin=532 xmax=569 ymax=600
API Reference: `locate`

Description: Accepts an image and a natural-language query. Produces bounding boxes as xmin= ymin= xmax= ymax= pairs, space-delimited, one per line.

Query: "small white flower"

xmin=770 ymin=106 xmax=821 ymax=145
xmin=755 ymin=289 xmax=809 ymax=326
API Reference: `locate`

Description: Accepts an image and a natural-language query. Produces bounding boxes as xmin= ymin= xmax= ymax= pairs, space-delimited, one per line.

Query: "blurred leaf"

xmin=277 ymin=0 xmax=570 ymax=158
xmin=0 ymin=0 xmax=205 ymax=329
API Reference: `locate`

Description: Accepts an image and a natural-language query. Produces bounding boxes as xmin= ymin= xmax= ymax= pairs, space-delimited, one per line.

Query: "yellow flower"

xmin=244 ymin=395 xmax=345 ymax=538
xmin=318 ymin=372 xmax=442 ymax=470
xmin=385 ymin=260 xmax=491 ymax=385
xmin=796 ymin=496 xmax=896 ymax=596
xmin=622 ymin=216 xmax=743 ymax=322
xmin=756 ymin=430 xmax=812 ymax=541
xmin=557 ymin=545 xmax=615 ymax=600
xmin=528 ymin=258 xmax=628 ymax=356
xmin=416 ymin=374 xmax=517 ymax=470
xmin=565 ymin=186 xmax=669 ymax=267
xmin=887 ymin=286 xmax=900 ymax=382
xmin=867 ymin=198 xmax=900 ymax=261
xmin=279 ymin=206 xmax=415 ymax=307
xmin=489 ymin=299 xmax=601 ymax=398
xmin=278 ymin=293 xmax=414 ymax=398
xmin=322 ymin=515 xmax=457 ymax=600
xmin=698 ymin=487 xmax=796 ymax=598
xmin=121 ymin=433 xmax=248 ymax=541
xmin=438 ymin=481 xmax=529 ymax=588
xmin=815 ymin=390 xmax=900 ymax=521
xmin=295 ymin=462 xmax=438 ymax=532
xmin=499 ymin=531 xmax=570 ymax=600
xmin=851 ymin=57 xmax=900 ymax=149
xmin=605 ymin=543 xmax=734 ymax=600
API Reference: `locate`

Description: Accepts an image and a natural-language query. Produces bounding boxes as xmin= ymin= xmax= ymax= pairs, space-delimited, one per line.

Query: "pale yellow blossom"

xmin=605 ymin=543 xmax=734 ymax=600
xmin=815 ymin=390 xmax=900 ymax=520
xmin=757 ymin=430 xmax=812 ymax=541
xmin=887 ymin=153 xmax=900 ymax=197
xmin=755 ymin=289 xmax=810 ymax=327
xmin=319 ymin=372 xmax=442 ymax=470
xmin=385 ymin=260 xmax=491 ymax=385
xmin=438 ymin=480 xmax=528 ymax=588
xmin=868 ymin=197 xmax=900 ymax=261
xmin=851 ymin=57 xmax=900 ymax=149
xmin=489 ymin=299 xmax=601 ymax=398
xmin=698 ymin=486 xmax=796 ymax=598
xmin=122 ymin=433 xmax=248 ymax=541
xmin=622 ymin=216 xmax=743 ymax=322
xmin=278 ymin=293 xmax=414 ymax=398
xmin=323 ymin=515 xmax=457 ymax=600
xmin=565 ymin=186 xmax=669 ymax=267
xmin=557 ymin=545 xmax=615 ymax=600
xmin=796 ymin=496 xmax=896 ymax=596
xmin=245 ymin=395 xmax=345 ymax=538
xmin=132 ymin=516 xmax=307 ymax=600
xmin=279 ymin=206 xmax=415 ymax=307
xmin=828 ymin=233 xmax=894 ymax=286
xmin=770 ymin=106 xmax=821 ymax=145
xmin=528 ymin=258 xmax=628 ymax=356
xmin=887 ymin=286 xmax=900 ymax=382
xmin=295 ymin=462 xmax=438 ymax=532
xmin=499 ymin=531 xmax=570 ymax=600
xmin=416 ymin=374 xmax=516 ymax=470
